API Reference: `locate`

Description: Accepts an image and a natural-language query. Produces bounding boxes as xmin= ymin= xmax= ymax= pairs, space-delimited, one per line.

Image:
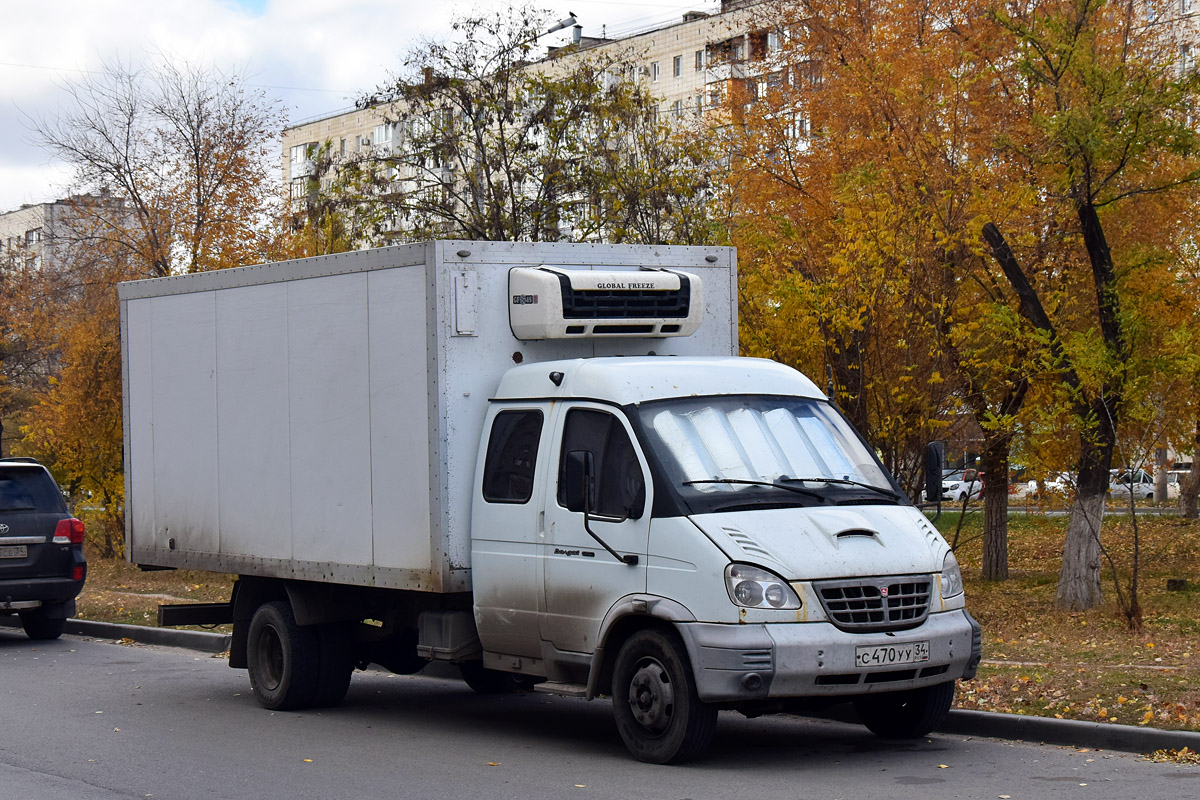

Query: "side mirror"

xmin=924 ymin=442 xmax=944 ymax=504
xmin=564 ymin=450 xmax=595 ymax=514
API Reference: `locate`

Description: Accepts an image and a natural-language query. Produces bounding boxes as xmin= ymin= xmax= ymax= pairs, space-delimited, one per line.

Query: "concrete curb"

xmin=7 ymin=617 xmax=1198 ymax=754
xmin=939 ymin=708 xmax=1200 ymax=754
xmin=1 ymin=616 xmax=230 ymax=653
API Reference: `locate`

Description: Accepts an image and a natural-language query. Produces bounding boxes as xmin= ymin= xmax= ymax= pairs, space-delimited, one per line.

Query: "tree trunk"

xmin=1057 ymin=489 xmax=1106 ymax=609
xmin=825 ymin=325 xmax=871 ymax=440
xmin=1057 ymin=431 xmax=1113 ymax=609
xmin=1183 ymin=417 xmax=1200 ymax=519
xmin=980 ymin=433 xmax=1011 ymax=581
xmin=1154 ymin=447 xmax=1168 ymax=504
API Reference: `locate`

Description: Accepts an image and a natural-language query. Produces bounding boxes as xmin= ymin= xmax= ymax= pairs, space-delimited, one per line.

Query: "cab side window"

xmin=557 ymin=408 xmax=646 ymax=519
xmin=482 ymin=410 xmax=543 ymax=504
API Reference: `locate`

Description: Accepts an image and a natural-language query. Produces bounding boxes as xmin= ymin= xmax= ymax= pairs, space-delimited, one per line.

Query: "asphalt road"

xmin=2 ymin=629 xmax=1198 ymax=800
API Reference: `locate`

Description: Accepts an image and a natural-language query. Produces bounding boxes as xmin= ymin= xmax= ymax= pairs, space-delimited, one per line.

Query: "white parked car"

xmin=1026 ymin=472 xmax=1075 ymax=499
xmin=941 ymin=469 xmax=984 ymax=502
xmin=1109 ymin=469 xmax=1154 ymax=501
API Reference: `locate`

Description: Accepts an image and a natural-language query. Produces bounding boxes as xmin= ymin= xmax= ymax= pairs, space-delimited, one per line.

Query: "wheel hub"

xmin=627 ymin=657 xmax=674 ymax=733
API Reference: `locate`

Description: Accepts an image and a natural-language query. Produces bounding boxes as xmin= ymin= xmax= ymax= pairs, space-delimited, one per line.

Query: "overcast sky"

xmin=2 ymin=0 xmax=719 ymax=213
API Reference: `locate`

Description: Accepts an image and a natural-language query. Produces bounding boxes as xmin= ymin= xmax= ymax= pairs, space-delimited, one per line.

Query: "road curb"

xmin=1 ymin=616 xmax=230 ymax=653
xmin=939 ymin=708 xmax=1200 ymax=754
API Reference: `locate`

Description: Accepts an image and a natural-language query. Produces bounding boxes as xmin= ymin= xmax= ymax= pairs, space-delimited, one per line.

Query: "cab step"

xmin=534 ymin=681 xmax=587 ymax=697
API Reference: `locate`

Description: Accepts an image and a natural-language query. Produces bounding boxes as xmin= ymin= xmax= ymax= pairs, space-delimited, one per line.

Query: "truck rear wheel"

xmin=19 ymin=607 xmax=66 ymax=641
xmin=611 ymin=629 xmax=717 ymax=764
xmin=312 ymin=623 xmax=355 ymax=707
xmin=854 ymin=681 xmax=955 ymax=739
xmin=247 ymin=601 xmax=320 ymax=710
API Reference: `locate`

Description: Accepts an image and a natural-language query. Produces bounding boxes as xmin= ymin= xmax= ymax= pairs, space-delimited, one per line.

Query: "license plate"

xmin=0 ymin=545 xmax=28 ymax=559
xmin=855 ymin=641 xmax=930 ymax=668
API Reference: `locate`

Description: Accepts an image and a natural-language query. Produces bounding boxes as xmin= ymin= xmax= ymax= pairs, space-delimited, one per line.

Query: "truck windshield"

xmin=634 ymin=395 xmax=896 ymax=513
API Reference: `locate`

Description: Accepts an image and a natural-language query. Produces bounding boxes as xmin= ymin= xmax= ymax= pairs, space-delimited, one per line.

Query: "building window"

xmin=696 ymin=93 xmax=704 ymax=114
xmin=695 ymin=49 xmax=704 ymax=71
xmin=289 ymin=142 xmax=316 ymax=177
xmin=25 ymin=228 xmax=42 ymax=246
xmin=673 ymin=55 xmax=682 ymax=77
xmin=372 ymin=124 xmax=394 ymax=151
xmin=1184 ymin=0 xmax=1194 ymax=14
xmin=651 ymin=61 xmax=660 ymax=81
xmin=768 ymin=31 xmax=781 ymax=52
xmin=672 ymin=99 xmax=683 ymax=119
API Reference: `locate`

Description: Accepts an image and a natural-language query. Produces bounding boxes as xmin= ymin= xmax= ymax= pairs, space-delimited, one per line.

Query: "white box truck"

xmin=120 ymin=240 xmax=979 ymax=763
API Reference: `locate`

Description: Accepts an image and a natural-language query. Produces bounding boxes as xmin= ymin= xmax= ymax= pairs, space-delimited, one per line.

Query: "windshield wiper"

xmin=683 ymin=478 xmax=826 ymax=501
xmin=780 ymin=477 xmax=900 ymax=501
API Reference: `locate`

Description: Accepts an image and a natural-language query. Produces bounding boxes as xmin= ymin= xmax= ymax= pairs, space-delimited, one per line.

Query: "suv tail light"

xmin=52 ymin=518 xmax=86 ymax=545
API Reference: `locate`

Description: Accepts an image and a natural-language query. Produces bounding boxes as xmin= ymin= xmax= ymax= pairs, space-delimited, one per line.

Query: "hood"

xmin=689 ymin=505 xmax=947 ymax=581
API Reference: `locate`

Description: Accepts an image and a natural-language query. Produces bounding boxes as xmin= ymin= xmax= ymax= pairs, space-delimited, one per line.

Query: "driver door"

xmin=541 ymin=405 xmax=651 ymax=654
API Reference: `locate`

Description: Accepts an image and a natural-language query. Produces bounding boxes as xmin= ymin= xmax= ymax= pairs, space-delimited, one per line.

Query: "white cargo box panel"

xmin=119 ymin=240 xmax=737 ymax=593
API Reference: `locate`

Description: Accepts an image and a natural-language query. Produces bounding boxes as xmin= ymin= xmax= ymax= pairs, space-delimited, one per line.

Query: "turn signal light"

xmin=52 ymin=518 xmax=86 ymax=545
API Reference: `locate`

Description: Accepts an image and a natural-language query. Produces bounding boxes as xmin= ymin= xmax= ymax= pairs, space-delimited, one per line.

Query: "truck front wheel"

xmin=611 ymin=629 xmax=717 ymax=764
xmin=853 ymin=681 xmax=955 ymax=739
xmin=247 ymin=601 xmax=320 ymax=710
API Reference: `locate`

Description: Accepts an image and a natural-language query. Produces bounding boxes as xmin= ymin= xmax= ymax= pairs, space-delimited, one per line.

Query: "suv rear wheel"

xmin=19 ymin=607 xmax=66 ymax=640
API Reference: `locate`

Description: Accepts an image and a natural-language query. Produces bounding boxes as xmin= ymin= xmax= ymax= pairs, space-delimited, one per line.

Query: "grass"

xmin=75 ymin=555 xmax=234 ymax=632
xmin=75 ymin=510 xmax=1200 ymax=733
xmin=941 ymin=511 xmax=1200 ymax=733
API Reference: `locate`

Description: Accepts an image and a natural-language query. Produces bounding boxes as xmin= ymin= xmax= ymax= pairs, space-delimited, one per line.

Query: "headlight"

xmin=940 ymin=551 xmax=964 ymax=598
xmin=725 ymin=563 xmax=802 ymax=610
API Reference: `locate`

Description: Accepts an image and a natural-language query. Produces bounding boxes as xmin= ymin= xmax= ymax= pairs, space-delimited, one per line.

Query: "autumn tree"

xmin=979 ymin=0 xmax=1200 ymax=610
xmin=33 ymin=57 xmax=284 ymax=277
xmin=359 ymin=4 xmax=722 ymax=244
xmin=724 ymin=0 xmax=1028 ymax=514
xmin=0 ymin=251 xmax=62 ymax=457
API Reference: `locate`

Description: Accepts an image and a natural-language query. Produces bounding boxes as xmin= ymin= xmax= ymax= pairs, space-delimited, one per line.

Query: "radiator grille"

xmin=815 ymin=576 xmax=932 ymax=632
xmin=556 ymin=273 xmax=691 ymax=319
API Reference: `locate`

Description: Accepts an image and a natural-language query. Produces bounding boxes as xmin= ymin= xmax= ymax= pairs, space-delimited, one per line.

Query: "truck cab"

xmin=472 ymin=356 xmax=980 ymax=763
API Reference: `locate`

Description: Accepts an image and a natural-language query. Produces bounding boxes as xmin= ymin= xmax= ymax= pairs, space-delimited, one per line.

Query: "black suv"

xmin=0 ymin=457 xmax=87 ymax=640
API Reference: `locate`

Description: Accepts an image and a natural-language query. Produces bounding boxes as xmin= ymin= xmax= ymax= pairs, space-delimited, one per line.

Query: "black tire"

xmin=246 ymin=601 xmax=320 ymax=710
xmin=854 ymin=681 xmax=956 ymax=739
xmin=311 ymin=623 xmax=355 ymax=708
xmin=458 ymin=660 xmax=538 ymax=694
xmin=611 ymin=629 xmax=717 ymax=764
xmin=19 ymin=607 xmax=65 ymax=641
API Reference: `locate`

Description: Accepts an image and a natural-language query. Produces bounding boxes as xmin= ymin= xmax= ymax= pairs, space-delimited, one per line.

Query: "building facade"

xmin=280 ymin=1 xmax=771 ymax=196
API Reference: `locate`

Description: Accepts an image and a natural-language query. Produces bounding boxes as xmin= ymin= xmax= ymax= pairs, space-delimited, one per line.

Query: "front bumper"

xmin=677 ymin=609 xmax=981 ymax=704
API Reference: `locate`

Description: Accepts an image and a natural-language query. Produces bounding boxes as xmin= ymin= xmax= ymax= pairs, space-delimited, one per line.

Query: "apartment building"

xmin=280 ymin=1 xmax=771 ymax=195
xmin=0 ymin=194 xmax=129 ymax=274
xmin=0 ymin=200 xmax=70 ymax=272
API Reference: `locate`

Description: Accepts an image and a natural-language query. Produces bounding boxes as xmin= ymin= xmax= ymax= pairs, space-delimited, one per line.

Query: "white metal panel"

xmin=367 ymin=267 xmax=433 ymax=574
xmin=124 ymin=300 xmax=156 ymax=558
xmin=288 ymin=273 xmax=374 ymax=567
xmin=215 ymin=283 xmax=293 ymax=560
xmin=149 ymin=292 xmax=219 ymax=554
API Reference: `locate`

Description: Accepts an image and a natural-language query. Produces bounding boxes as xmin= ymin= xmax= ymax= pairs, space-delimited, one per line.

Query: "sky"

xmin=1 ymin=0 xmax=720 ymax=213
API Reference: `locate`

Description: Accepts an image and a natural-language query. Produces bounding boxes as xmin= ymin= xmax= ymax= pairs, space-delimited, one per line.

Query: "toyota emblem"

xmin=0 ymin=524 xmax=8 ymax=533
